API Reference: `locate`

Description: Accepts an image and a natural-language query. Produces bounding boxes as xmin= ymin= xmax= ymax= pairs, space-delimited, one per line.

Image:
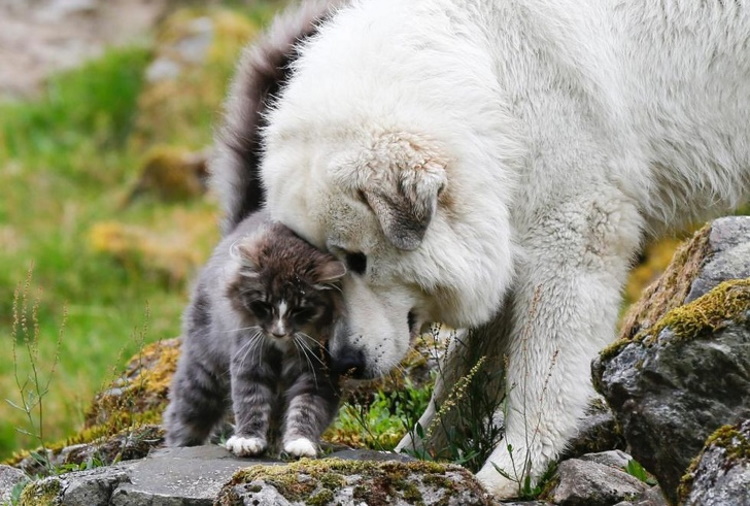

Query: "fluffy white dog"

xmin=216 ymin=0 xmax=750 ymax=498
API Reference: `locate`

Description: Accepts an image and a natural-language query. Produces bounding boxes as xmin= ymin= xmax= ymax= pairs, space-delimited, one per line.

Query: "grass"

xmin=0 ymin=3 xmax=265 ymax=460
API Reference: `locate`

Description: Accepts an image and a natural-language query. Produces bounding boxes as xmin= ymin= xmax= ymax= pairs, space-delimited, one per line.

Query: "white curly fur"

xmin=217 ymin=0 xmax=750 ymax=498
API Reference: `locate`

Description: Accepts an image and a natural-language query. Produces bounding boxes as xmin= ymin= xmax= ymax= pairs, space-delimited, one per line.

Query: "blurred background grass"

xmin=0 ymin=0 xmax=282 ymax=460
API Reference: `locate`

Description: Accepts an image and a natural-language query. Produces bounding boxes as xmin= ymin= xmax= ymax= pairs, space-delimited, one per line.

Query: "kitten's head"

xmin=227 ymin=223 xmax=346 ymax=347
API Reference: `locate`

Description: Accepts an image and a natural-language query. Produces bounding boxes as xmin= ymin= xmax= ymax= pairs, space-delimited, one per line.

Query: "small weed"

xmin=5 ymin=267 xmax=66 ymax=475
xmin=330 ymin=379 xmax=432 ymax=451
xmin=626 ymin=459 xmax=657 ymax=485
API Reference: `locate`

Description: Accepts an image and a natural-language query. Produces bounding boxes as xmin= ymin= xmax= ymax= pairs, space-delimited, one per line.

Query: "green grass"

xmin=0 ymin=38 xmax=224 ymax=460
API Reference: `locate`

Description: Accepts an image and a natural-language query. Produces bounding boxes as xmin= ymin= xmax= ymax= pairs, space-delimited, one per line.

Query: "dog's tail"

xmin=210 ymin=0 xmax=345 ymax=234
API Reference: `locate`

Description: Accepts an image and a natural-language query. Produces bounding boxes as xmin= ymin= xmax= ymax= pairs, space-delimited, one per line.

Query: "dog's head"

xmin=261 ymin=127 xmax=515 ymax=378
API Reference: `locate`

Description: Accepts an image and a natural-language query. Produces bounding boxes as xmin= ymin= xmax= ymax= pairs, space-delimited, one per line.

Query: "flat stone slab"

xmin=110 ymin=445 xmax=282 ymax=505
xmin=19 ymin=445 xmax=420 ymax=505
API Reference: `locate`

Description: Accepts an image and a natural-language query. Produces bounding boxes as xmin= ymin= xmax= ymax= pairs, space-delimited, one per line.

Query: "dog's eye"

xmin=345 ymin=252 xmax=367 ymax=275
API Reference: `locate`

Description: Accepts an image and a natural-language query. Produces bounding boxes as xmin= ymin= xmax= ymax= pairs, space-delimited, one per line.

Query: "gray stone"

xmin=545 ymin=459 xmax=649 ymax=506
xmin=15 ymin=445 xmax=470 ymax=505
xmin=579 ymin=450 xmax=632 ymax=470
xmin=685 ymin=216 xmax=750 ymax=302
xmin=561 ymin=397 xmax=626 ymax=459
xmin=499 ymin=502 xmax=552 ymax=505
xmin=0 ymin=465 xmax=27 ymax=504
xmin=62 ymin=466 xmax=133 ymax=506
xmin=612 ymin=485 xmax=668 ymax=506
xmin=593 ymin=217 xmax=750 ymax=504
xmin=108 ymin=445 xmax=280 ymax=505
xmin=681 ymin=419 xmax=750 ymax=506
xmin=216 ymin=458 xmax=494 ymax=506
xmin=593 ymin=307 xmax=750 ymax=503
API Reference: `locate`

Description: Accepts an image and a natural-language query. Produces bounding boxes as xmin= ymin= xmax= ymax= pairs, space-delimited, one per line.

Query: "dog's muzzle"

xmin=330 ymin=344 xmax=368 ymax=379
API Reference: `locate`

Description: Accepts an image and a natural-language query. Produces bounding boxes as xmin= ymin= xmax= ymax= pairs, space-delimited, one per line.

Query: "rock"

xmin=593 ymin=217 xmax=750 ymax=504
xmin=0 ymin=0 xmax=172 ymax=99
xmin=13 ymin=425 xmax=164 ymax=477
xmin=543 ymin=458 xmax=649 ymax=506
xmin=125 ymin=146 xmax=209 ymax=203
xmin=85 ymin=338 xmax=180 ymax=430
xmin=216 ymin=457 xmax=495 ymax=506
xmin=578 ymin=450 xmax=632 ymax=470
xmin=679 ymin=420 xmax=750 ymax=506
xmin=15 ymin=446 xmax=488 ymax=506
xmin=612 ymin=485 xmax=669 ymax=506
xmin=561 ymin=397 xmax=626 ymax=459
xmin=0 ymin=465 xmax=27 ymax=504
xmin=684 ymin=216 xmax=750 ymax=302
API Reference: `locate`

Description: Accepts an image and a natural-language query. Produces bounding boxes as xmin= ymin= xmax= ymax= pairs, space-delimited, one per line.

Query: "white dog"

xmin=215 ymin=0 xmax=750 ymax=498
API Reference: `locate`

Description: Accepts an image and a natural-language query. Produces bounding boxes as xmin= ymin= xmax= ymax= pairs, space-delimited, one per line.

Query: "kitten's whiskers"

xmin=293 ymin=336 xmax=319 ymax=388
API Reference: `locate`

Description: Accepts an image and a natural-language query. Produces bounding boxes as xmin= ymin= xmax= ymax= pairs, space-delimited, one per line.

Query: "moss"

xmin=307 ymin=488 xmax=335 ymax=506
xmin=218 ymin=458 xmax=481 ymax=506
xmin=126 ymin=146 xmax=207 ymax=203
xmin=616 ymin=225 xmax=711 ymax=346
xmin=18 ymin=477 xmax=62 ymax=506
xmin=678 ymin=422 xmax=750 ymax=501
xmin=601 ymin=278 xmax=750 ymax=360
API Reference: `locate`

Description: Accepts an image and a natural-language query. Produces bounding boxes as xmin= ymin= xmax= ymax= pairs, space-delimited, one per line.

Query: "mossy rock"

xmin=85 ymin=338 xmax=180 ymax=430
xmin=126 ymin=145 xmax=208 ymax=203
xmin=88 ymin=206 xmax=218 ymax=286
xmin=216 ymin=457 xmax=494 ymax=506
xmin=593 ymin=279 xmax=750 ymax=504
xmin=18 ymin=476 xmax=62 ymax=506
xmin=2 ymin=339 xmax=177 ymax=473
xmin=679 ymin=420 xmax=750 ymax=505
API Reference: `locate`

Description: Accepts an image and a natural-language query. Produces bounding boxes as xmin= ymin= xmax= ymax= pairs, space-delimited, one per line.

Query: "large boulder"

xmin=592 ymin=216 xmax=750 ymax=504
xmin=678 ymin=419 xmax=750 ymax=506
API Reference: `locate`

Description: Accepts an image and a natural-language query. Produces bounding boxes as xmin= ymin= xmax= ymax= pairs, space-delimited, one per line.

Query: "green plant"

xmin=331 ymin=379 xmax=433 ymax=451
xmin=626 ymin=458 xmax=657 ymax=485
xmin=5 ymin=267 xmax=66 ymax=475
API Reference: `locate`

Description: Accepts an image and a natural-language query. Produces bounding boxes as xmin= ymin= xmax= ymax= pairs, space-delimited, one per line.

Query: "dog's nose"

xmin=331 ymin=345 xmax=367 ymax=378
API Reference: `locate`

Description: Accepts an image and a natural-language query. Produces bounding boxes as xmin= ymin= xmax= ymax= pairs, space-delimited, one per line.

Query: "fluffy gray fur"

xmin=210 ymin=0 xmax=346 ymax=234
xmin=164 ymin=210 xmax=346 ymax=456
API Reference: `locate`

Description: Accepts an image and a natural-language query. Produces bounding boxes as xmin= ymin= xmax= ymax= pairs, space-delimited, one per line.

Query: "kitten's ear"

xmin=315 ymin=259 xmax=346 ymax=284
xmin=229 ymin=239 xmax=260 ymax=276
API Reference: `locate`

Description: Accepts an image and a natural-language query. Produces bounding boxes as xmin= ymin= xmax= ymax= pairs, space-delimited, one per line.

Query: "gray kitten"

xmin=164 ymin=210 xmax=346 ymax=457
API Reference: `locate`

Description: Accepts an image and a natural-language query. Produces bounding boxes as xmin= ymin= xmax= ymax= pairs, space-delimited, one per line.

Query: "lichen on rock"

xmin=679 ymin=420 xmax=750 ymax=506
xmin=600 ymin=277 xmax=750 ymax=361
xmin=216 ymin=457 xmax=493 ymax=506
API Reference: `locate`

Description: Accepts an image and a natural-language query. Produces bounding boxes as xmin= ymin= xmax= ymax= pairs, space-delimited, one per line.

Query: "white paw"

xmin=225 ymin=435 xmax=266 ymax=457
xmin=475 ymin=463 xmax=521 ymax=499
xmin=283 ymin=437 xmax=317 ymax=458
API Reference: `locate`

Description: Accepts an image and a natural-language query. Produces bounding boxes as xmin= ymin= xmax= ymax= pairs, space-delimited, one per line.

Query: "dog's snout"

xmin=331 ymin=345 xmax=367 ymax=379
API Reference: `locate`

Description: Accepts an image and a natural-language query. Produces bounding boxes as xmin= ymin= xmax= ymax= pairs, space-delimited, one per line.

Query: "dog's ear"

xmin=359 ymin=135 xmax=447 ymax=250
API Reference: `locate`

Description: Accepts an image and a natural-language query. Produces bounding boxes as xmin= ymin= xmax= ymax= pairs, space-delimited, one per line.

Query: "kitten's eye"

xmin=248 ymin=301 xmax=271 ymax=319
xmin=291 ymin=306 xmax=317 ymax=324
xmin=344 ymin=252 xmax=367 ymax=275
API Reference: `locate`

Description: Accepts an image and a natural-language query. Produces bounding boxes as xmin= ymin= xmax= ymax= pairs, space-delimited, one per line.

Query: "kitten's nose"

xmin=271 ymin=331 xmax=286 ymax=338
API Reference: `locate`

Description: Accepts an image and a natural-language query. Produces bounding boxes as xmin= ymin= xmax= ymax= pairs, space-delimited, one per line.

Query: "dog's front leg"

xmin=475 ymin=194 xmax=642 ymax=498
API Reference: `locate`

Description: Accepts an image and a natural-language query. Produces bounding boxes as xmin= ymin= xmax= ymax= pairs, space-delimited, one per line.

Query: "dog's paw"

xmin=475 ymin=464 xmax=520 ymax=500
xmin=283 ymin=437 xmax=317 ymax=458
xmin=225 ymin=435 xmax=266 ymax=457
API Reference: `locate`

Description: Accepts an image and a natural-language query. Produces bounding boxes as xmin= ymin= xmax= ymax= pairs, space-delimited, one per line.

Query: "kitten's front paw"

xmin=225 ymin=435 xmax=266 ymax=457
xmin=283 ymin=437 xmax=317 ymax=458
